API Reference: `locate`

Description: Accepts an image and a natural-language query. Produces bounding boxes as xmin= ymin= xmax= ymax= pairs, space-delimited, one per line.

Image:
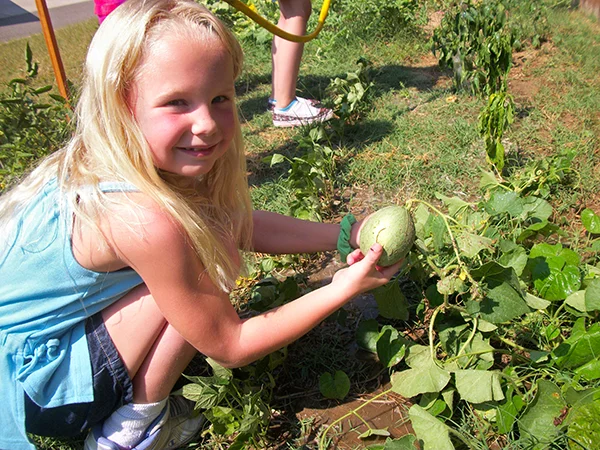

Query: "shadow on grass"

xmin=237 ymin=62 xmax=450 ymax=124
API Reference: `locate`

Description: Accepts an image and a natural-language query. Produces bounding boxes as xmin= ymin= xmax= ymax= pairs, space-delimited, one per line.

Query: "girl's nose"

xmin=190 ymin=106 xmax=218 ymax=136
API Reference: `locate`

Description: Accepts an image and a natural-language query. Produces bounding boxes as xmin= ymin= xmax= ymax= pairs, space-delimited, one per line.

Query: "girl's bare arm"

xmin=103 ymin=200 xmax=395 ymax=369
xmin=251 ymin=210 xmax=361 ymax=255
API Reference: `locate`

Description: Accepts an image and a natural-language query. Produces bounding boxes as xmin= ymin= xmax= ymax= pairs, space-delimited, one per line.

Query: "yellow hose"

xmin=222 ymin=0 xmax=331 ymax=43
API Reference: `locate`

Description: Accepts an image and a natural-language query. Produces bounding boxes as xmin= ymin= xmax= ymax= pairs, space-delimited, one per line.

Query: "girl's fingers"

xmin=346 ymin=247 xmax=365 ymax=265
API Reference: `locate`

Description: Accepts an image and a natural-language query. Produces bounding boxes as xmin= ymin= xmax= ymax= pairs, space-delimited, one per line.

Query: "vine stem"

xmin=457 ymin=316 xmax=478 ymax=359
xmin=496 ymin=335 xmax=530 ymax=352
xmin=429 ymin=304 xmax=444 ymax=362
xmin=318 ymin=388 xmax=394 ymax=449
xmin=406 ymin=198 xmax=481 ymax=299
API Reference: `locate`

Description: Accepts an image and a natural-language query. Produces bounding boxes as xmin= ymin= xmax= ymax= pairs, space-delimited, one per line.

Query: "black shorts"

xmin=24 ymin=312 xmax=134 ymax=437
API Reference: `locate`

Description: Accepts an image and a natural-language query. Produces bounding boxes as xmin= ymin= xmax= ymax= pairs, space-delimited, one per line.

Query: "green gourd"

xmin=359 ymin=205 xmax=415 ymax=266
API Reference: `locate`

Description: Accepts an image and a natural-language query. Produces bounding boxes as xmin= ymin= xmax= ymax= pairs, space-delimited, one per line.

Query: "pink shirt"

xmin=94 ymin=0 xmax=126 ymax=22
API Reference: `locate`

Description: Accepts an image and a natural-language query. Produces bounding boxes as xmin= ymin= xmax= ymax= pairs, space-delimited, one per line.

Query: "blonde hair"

xmin=0 ymin=0 xmax=252 ymax=291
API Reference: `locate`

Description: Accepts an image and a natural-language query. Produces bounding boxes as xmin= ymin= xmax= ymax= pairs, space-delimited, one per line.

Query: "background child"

xmin=93 ymin=0 xmax=333 ymax=127
xmin=0 ymin=0 xmax=400 ymax=449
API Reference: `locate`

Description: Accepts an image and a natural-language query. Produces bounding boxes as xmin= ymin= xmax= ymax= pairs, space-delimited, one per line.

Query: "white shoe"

xmin=84 ymin=396 xmax=204 ymax=450
xmin=272 ymin=97 xmax=334 ymax=127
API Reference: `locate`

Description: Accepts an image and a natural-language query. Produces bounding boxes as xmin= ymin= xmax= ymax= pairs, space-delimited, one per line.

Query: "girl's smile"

xmin=129 ymin=32 xmax=236 ymax=177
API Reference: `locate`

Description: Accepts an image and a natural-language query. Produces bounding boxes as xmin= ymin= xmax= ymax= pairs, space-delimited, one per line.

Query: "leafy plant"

xmin=478 ymin=89 xmax=515 ymax=172
xmin=327 ymin=57 xmax=375 ymax=124
xmin=0 ymin=43 xmax=72 ymax=192
xmin=323 ymin=0 xmax=422 ymax=46
xmin=432 ymin=0 xmax=516 ymax=95
xmin=179 ymin=357 xmax=279 ymax=448
xmin=263 ymin=126 xmax=337 ymax=221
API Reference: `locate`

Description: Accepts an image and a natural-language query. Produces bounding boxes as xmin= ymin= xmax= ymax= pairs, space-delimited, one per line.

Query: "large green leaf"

xmin=518 ymin=380 xmax=566 ymax=448
xmin=373 ymin=282 xmax=409 ymax=320
xmin=522 ymin=196 xmax=553 ymax=221
xmin=456 ymin=231 xmax=494 ymax=258
xmin=585 ymin=278 xmax=600 ymax=311
xmin=454 ymin=370 xmax=504 ymax=404
xmin=496 ymin=385 xmax=524 ymax=434
xmin=581 ymin=208 xmax=600 ymax=234
xmin=484 ymin=189 xmax=523 ymax=217
xmin=567 ymin=399 xmax=600 ymax=449
xmin=366 ymin=435 xmax=419 ymax=450
xmin=528 ymin=243 xmax=581 ymax=301
xmin=552 ymin=321 xmax=600 ymax=375
xmin=467 ymin=281 xmax=530 ymax=323
xmin=377 ymin=325 xmax=408 ymax=368
xmin=356 ymin=319 xmax=380 ymax=353
xmin=498 ymin=245 xmax=528 ymax=276
xmin=391 ymin=347 xmax=451 ymax=398
xmin=408 ymin=405 xmax=455 ymax=450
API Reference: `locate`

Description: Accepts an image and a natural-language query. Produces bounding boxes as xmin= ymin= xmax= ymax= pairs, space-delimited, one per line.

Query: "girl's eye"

xmin=166 ymin=99 xmax=187 ymax=107
xmin=212 ymin=95 xmax=229 ymax=104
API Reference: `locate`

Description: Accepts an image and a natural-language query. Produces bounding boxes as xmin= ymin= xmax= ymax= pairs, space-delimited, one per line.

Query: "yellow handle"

xmin=222 ymin=0 xmax=331 ymax=43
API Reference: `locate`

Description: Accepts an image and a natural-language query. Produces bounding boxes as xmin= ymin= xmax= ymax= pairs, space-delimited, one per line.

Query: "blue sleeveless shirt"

xmin=0 ymin=178 xmax=144 ymax=449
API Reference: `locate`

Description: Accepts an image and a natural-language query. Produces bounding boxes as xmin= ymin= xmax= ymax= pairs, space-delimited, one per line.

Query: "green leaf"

xmin=454 ymin=370 xmax=504 ymax=403
xmin=565 ymin=290 xmax=587 ymax=312
xmin=552 ymin=322 xmax=600 ymax=373
xmin=522 ymin=196 xmax=553 ymax=221
xmin=180 ymin=381 xmax=223 ymax=409
xmin=524 ymin=292 xmax=551 ymax=310
xmin=567 ymin=398 xmax=600 ymax=449
xmin=408 ymin=405 xmax=455 ymax=450
xmin=435 ymin=193 xmax=472 ymax=217
xmin=205 ymin=406 xmax=240 ymax=436
xmin=264 ymin=153 xmax=286 ymax=166
xmin=575 ymin=358 xmax=600 ymax=380
xmin=581 ymin=208 xmax=600 ymax=234
xmin=484 ymin=189 xmax=523 ymax=217
xmin=373 ymin=282 xmax=409 ymax=320
xmin=382 ymin=435 xmax=418 ymax=449
xmin=467 ymin=280 xmax=530 ymax=324
xmin=496 ymin=386 xmax=524 ymax=434
xmin=356 ymin=319 xmax=380 ymax=353
xmin=585 ymin=278 xmax=600 ymax=311
xmin=518 ymin=380 xmax=566 ymax=448
xmin=319 ymin=370 xmax=350 ymax=399
xmin=528 ymin=244 xmax=581 ymax=300
xmin=376 ymin=326 xmax=407 ymax=368
xmin=456 ymin=231 xmax=494 ymax=258
xmin=391 ymin=348 xmax=450 ymax=398
xmin=498 ymin=245 xmax=528 ymax=276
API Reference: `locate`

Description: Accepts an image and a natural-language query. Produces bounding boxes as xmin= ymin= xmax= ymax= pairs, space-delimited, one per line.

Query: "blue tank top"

xmin=0 ymin=178 xmax=143 ymax=449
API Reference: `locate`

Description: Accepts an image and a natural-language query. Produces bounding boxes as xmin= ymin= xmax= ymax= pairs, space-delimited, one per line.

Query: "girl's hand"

xmin=332 ymin=243 xmax=402 ymax=297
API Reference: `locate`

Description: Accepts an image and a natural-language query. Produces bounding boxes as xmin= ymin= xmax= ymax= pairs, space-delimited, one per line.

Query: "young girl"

xmin=0 ymin=0 xmax=400 ymax=448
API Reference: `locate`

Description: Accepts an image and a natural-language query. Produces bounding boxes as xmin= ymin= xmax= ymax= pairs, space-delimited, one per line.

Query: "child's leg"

xmin=271 ymin=0 xmax=311 ymax=108
xmin=94 ymin=284 xmax=200 ymax=447
xmin=100 ymin=283 xmax=197 ymax=402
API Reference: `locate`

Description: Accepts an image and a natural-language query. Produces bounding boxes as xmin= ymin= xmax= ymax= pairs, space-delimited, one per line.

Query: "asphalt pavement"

xmin=0 ymin=0 xmax=95 ymax=42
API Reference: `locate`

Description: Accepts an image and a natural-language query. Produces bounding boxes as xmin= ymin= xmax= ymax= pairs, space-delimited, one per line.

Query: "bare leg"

xmin=101 ymin=284 xmax=197 ymax=403
xmin=271 ymin=0 xmax=312 ymax=108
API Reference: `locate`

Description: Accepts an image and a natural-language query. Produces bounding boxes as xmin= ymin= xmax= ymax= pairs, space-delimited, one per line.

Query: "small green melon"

xmin=359 ymin=205 xmax=415 ymax=266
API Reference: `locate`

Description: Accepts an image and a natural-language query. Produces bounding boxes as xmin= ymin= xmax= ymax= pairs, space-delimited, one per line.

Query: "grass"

xmin=0 ymin=18 xmax=98 ymax=88
xmin=3 ymin=2 xmax=600 ymax=449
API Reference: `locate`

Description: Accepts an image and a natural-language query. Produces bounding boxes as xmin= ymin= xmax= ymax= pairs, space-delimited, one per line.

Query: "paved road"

xmin=0 ymin=0 xmax=95 ymax=42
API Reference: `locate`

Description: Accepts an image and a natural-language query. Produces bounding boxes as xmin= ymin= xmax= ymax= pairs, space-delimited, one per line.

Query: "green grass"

xmin=0 ymin=18 xmax=98 ymax=88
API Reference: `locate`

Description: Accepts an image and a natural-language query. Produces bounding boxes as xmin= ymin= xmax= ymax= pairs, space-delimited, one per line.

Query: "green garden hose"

xmin=222 ymin=0 xmax=332 ymax=42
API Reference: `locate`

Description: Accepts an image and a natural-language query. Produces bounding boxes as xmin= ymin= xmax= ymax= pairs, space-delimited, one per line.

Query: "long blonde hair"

xmin=0 ymin=0 xmax=252 ymax=291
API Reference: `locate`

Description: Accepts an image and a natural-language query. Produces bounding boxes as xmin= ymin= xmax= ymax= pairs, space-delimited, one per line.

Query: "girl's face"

xmin=129 ymin=33 xmax=236 ymax=177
